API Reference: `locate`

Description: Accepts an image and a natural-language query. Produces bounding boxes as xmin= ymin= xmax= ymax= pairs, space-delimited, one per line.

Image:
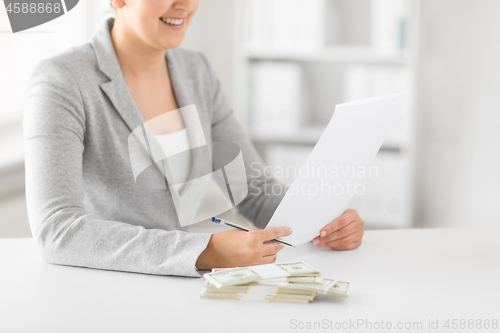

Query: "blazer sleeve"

xmin=198 ymin=53 xmax=287 ymax=229
xmin=23 ymin=58 xmax=212 ymax=277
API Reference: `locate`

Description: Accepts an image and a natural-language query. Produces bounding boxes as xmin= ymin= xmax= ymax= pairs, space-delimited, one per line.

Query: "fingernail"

xmin=321 ymin=231 xmax=327 ymax=237
xmin=313 ymin=239 xmax=319 ymax=246
xmin=288 ymin=228 xmax=293 ymax=235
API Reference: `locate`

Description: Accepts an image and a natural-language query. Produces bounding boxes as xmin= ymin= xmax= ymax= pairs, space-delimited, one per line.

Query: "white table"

xmin=1 ymin=227 xmax=499 ymax=333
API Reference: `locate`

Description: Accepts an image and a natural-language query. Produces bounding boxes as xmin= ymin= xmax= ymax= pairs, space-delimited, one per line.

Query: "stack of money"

xmin=200 ymin=261 xmax=350 ymax=303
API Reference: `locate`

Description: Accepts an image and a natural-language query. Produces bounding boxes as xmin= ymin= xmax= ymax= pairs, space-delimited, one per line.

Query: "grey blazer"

xmin=24 ymin=18 xmax=285 ymax=277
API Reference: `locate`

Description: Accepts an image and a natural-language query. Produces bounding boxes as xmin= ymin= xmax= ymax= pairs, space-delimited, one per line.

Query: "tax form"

xmin=265 ymin=93 xmax=407 ymax=246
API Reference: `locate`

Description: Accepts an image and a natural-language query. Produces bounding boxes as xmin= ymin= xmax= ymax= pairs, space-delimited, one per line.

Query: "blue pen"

xmin=211 ymin=217 xmax=295 ymax=247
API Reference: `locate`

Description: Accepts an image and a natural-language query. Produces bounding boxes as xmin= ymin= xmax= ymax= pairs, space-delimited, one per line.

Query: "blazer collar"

xmin=91 ymin=18 xmax=122 ymax=81
xmin=91 ymin=18 xmax=144 ymax=134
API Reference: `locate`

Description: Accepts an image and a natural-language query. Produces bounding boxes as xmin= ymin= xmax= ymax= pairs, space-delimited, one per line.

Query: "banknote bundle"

xmin=200 ymin=261 xmax=350 ymax=303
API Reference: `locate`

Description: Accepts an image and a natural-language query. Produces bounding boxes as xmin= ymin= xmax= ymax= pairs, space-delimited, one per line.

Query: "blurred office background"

xmin=1 ymin=0 xmax=499 ymax=238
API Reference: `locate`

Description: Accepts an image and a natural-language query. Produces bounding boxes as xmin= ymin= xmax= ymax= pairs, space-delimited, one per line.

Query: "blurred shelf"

xmin=244 ymin=47 xmax=411 ymax=66
xmin=249 ymin=127 xmax=404 ymax=153
xmin=0 ymin=126 xmax=25 ymax=176
xmin=0 ymin=125 xmax=25 ymax=199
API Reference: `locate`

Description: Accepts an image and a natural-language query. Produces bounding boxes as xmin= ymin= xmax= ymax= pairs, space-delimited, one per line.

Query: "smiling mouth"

xmin=160 ymin=17 xmax=184 ymax=26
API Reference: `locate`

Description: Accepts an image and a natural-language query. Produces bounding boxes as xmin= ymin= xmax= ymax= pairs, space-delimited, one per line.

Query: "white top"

xmin=1 ymin=227 xmax=499 ymax=332
xmin=155 ymin=128 xmax=192 ymax=191
xmin=154 ymin=128 xmax=231 ymax=225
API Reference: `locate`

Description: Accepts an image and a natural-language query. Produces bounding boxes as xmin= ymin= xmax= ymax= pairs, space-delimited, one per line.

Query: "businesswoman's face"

xmin=111 ymin=0 xmax=199 ymax=50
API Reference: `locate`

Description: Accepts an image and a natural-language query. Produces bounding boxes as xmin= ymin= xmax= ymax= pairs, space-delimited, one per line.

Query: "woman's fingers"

xmin=326 ymin=233 xmax=363 ymax=250
xmin=319 ymin=209 xmax=359 ymax=237
xmin=261 ymin=242 xmax=284 ymax=256
xmin=315 ymin=220 xmax=363 ymax=246
xmin=257 ymin=227 xmax=292 ymax=242
xmin=313 ymin=209 xmax=364 ymax=250
xmin=261 ymin=254 xmax=278 ymax=264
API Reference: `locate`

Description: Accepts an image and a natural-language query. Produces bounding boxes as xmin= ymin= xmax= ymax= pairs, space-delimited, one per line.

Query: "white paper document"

xmin=265 ymin=93 xmax=407 ymax=246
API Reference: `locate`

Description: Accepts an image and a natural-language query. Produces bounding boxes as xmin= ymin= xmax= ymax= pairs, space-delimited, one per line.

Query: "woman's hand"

xmin=195 ymin=227 xmax=292 ymax=270
xmin=313 ymin=209 xmax=364 ymax=250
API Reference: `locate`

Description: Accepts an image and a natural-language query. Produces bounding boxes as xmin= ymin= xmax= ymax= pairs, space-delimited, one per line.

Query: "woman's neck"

xmin=110 ymin=17 xmax=167 ymax=78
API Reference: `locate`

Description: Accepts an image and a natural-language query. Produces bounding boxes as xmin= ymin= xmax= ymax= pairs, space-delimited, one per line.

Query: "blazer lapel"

xmin=91 ymin=18 xmax=145 ymax=134
xmin=100 ymin=79 xmax=146 ymax=133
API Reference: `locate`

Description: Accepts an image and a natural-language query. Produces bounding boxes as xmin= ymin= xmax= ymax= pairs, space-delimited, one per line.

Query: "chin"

xmin=160 ymin=39 xmax=183 ymax=50
xmin=149 ymin=31 xmax=184 ymax=50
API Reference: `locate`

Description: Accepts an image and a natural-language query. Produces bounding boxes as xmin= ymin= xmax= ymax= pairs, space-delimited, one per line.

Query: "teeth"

xmin=160 ymin=17 xmax=184 ymax=25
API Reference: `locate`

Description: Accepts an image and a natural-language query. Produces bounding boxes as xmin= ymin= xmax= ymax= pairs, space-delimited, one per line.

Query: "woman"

xmin=24 ymin=0 xmax=364 ymax=277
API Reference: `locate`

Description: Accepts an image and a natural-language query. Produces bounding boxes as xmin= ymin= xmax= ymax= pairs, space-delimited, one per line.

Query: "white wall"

xmin=414 ymin=0 xmax=500 ymax=227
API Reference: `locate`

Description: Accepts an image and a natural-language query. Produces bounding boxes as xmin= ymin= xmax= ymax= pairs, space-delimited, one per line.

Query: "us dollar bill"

xmin=327 ymin=281 xmax=350 ymax=298
xmin=204 ymin=267 xmax=263 ymax=288
xmin=257 ymin=278 xmax=336 ymax=294
xmin=284 ymin=276 xmax=324 ymax=284
xmin=203 ymin=262 xmax=349 ymax=302
xmin=200 ymin=284 xmax=317 ymax=303
xmin=206 ymin=262 xmax=318 ymax=288
xmin=275 ymin=262 xmax=321 ymax=277
xmin=212 ymin=262 xmax=320 ymax=277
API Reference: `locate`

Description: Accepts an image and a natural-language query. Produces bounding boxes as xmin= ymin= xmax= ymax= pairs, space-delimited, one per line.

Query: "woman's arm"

xmin=24 ymin=58 xmax=212 ymax=277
